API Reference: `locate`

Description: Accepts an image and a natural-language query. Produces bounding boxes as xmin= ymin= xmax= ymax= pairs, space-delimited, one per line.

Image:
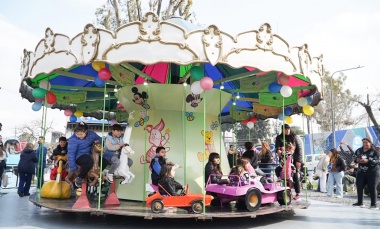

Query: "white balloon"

xmin=39 ymin=81 xmax=51 ymax=90
xmin=44 ymin=102 xmax=53 ymax=108
xmin=247 ymin=121 xmax=254 ymax=129
xmin=280 ymin=85 xmax=293 ymax=97
xmin=297 ymin=97 xmax=308 ymax=107
xmin=191 ymin=81 xmax=204 ymax=94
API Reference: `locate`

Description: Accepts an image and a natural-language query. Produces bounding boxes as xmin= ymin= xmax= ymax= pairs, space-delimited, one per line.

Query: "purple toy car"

xmin=205 ymin=175 xmax=291 ymax=212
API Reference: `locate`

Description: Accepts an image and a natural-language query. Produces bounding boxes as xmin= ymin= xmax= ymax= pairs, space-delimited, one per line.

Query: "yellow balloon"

xmin=303 ymin=105 xmax=315 ymax=116
xmin=92 ymin=62 xmax=105 ymax=71
xmin=74 ymin=110 xmax=83 ymax=117
xmin=285 ymin=116 xmax=293 ymax=124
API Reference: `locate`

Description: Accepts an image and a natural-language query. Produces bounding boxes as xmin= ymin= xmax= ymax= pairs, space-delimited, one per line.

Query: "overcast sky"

xmin=0 ymin=0 xmax=379 ymax=138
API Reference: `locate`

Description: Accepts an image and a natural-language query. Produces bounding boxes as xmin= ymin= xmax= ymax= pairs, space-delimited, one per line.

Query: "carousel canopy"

xmin=19 ymin=12 xmax=323 ymax=123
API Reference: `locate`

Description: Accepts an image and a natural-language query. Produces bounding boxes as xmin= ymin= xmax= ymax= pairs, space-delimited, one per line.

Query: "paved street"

xmin=0 ymin=186 xmax=379 ymax=229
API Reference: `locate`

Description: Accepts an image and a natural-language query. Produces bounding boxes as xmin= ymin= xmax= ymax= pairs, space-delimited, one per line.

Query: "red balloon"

xmin=242 ymin=119 xmax=249 ymax=124
xmin=250 ymin=117 xmax=258 ymax=123
xmin=98 ymin=68 xmax=112 ymax=81
xmin=46 ymin=91 xmax=57 ymax=104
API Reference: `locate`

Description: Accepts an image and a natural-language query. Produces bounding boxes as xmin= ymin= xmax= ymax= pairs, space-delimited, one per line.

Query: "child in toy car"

xmin=158 ymin=162 xmax=185 ymax=196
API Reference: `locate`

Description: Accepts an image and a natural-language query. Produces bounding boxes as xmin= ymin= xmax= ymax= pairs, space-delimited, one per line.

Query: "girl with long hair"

xmin=158 ymin=162 xmax=185 ymax=196
xmin=327 ymin=148 xmax=346 ymax=198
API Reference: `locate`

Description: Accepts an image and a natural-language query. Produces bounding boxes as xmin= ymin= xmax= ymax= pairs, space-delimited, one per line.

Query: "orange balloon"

xmin=278 ymin=73 xmax=290 ymax=85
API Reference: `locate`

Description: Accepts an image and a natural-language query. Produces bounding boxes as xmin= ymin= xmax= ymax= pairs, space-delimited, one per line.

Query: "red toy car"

xmin=146 ymin=184 xmax=213 ymax=214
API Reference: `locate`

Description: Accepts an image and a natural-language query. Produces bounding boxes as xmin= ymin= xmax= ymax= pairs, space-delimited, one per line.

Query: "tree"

xmin=312 ymin=71 xmax=365 ymax=132
xmin=16 ymin=119 xmax=55 ymax=143
xmin=95 ymin=0 xmax=194 ymax=31
xmin=352 ymin=93 xmax=380 ymax=135
xmin=222 ymin=120 xmax=275 ymax=145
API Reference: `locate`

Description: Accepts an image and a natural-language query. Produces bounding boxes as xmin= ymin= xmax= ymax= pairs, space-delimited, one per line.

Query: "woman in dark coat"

xmin=353 ymin=138 xmax=380 ymax=209
xmin=17 ymin=143 xmax=38 ymax=197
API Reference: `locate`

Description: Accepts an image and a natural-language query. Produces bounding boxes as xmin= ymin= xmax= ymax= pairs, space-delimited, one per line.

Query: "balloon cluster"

xmin=189 ymin=66 xmax=214 ymax=94
xmin=92 ymin=62 xmax=111 ymax=87
xmin=31 ymin=81 xmax=57 ymax=111
xmin=241 ymin=117 xmax=257 ymax=129
xmin=63 ymin=109 xmax=84 ymax=122
xmin=297 ymin=96 xmax=314 ymax=116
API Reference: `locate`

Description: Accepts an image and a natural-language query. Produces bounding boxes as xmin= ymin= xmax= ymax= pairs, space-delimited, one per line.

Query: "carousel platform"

xmin=29 ymin=193 xmax=309 ymax=220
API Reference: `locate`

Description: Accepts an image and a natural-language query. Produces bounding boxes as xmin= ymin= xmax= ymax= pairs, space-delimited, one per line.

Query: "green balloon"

xmin=32 ymin=88 xmax=47 ymax=99
xmin=190 ymin=66 xmax=204 ymax=80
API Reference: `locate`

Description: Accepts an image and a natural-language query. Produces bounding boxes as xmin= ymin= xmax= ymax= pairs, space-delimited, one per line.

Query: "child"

xmin=67 ymin=122 xmax=102 ymax=187
xmin=50 ymin=137 xmax=68 ymax=180
xmin=279 ymin=143 xmax=296 ymax=181
xmin=17 ymin=143 xmax=38 ymax=197
xmin=103 ymin=124 xmax=125 ymax=183
xmin=158 ymin=162 xmax=185 ymax=196
xmin=238 ymin=158 xmax=265 ymax=189
xmin=229 ymin=165 xmax=250 ymax=186
xmin=239 ymin=157 xmax=257 ymax=177
xmin=150 ymin=146 xmax=167 ymax=185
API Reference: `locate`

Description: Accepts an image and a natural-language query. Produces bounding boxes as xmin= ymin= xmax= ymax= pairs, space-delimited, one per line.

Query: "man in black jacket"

xmin=275 ymin=124 xmax=304 ymax=200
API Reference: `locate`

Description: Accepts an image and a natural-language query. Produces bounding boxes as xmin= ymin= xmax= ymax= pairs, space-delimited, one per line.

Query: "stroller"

xmin=299 ymin=164 xmax=313 ymax=190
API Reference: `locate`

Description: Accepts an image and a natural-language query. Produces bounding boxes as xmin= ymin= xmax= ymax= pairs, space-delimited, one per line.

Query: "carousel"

xmin=19 ymin=12 xmax=323 ymax=219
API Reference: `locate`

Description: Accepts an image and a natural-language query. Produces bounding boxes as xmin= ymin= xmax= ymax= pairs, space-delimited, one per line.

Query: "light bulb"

xmin=220 ymin=82 xmax=224 ymax=89
xmin=236 ymin=93 xmax=240 ymax=99
xmin=183 ymin=82 xmax=188 ymax=86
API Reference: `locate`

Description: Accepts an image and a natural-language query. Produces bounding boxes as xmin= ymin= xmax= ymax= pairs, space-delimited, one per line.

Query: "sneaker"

xmin=369 ymin=205 xmax=379 ymax=210
xmin=352 ymin=202 xmax=365 ymax=207
xmin=75 ymin=177 xmax=83 ymax=187
xmin=17 ymin=191 xmax=24 ymax=197
xmin=293 ymin=194 xmax=300 ymax=200
xmin=107 ymin=173 xmax=114 ymax=183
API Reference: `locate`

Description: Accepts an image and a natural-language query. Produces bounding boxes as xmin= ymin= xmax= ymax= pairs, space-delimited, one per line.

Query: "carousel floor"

xmin=29 ymin=193 xmax=309 ymax=220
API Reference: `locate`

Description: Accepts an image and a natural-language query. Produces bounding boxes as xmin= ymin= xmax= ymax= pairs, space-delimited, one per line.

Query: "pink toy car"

xmin=205 ymin=175 xmax=291 ymax=212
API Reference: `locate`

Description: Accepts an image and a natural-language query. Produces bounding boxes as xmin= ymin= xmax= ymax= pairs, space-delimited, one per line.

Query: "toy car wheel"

xmin=151 ymin=200 xmax=164 ymax=213
xmin=191 ymin=201 xmax=203 ymax=214
xmin=277 ymin=189 xmax=292 ymax=205
xmin=245 ymin=188 xmax=262 ymax=212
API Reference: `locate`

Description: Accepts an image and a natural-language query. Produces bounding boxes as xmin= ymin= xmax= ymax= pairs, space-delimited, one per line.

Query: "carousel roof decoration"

xmin=19 ymin=12 xmax=323 ymax=123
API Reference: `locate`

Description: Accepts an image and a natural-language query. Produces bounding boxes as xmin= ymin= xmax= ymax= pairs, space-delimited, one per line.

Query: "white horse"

xmin=113 ymin=145 xmax=135 ymax=184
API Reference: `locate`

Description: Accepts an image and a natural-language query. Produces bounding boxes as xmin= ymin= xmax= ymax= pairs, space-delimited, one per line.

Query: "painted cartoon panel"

xmin=116 ymin=84 xmax=231 ymax=201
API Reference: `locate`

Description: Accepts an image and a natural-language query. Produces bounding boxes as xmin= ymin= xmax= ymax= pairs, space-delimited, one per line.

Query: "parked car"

xmin=205 ymin=175 xmax=291 ymax=212
xmin=146 ymin=184 xmax=213 ymax=214
xmin=305 ymin=154 xmax=324 ymax=173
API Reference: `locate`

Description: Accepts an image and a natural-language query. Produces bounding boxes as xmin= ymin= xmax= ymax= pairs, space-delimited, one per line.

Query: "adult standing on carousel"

xmin=275 ymin=124 xmax=304 ymax=200
xmin=352 ymin=138 xmax=380 ymax=209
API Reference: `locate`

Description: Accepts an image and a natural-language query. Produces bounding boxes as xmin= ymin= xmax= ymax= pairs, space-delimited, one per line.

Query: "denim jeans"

xmin=327 ymin=171 xmax=344 ymax=197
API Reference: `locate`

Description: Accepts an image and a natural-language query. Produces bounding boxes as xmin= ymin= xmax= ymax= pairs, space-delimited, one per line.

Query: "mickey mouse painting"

xmin=186 ymin=93 xmax=203 ymax=108
xmin=132 ymin=87 xmax=150 ymax=109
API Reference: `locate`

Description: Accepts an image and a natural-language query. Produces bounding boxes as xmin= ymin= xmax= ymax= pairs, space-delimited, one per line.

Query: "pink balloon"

xmin=110 ymin=119 xmax=117 ymax=125
xmin=35 ymin=98 xmax=44 ymax=102
xmin=200 ymin=77 xmax=214 ymax=90
xmin=98 ymin=68 xmax=112 ymax=81
xmin=64 ymin=109 xmax=73 ymax=116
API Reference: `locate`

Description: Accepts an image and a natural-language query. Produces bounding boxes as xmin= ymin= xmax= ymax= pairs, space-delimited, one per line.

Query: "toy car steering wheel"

xmin=180 ymin=184 xmax=188 ymax=196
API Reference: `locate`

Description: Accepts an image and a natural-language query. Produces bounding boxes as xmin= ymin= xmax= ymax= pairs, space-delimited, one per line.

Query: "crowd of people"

xmin=1 ymin=120 xmax=379 ymax=210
